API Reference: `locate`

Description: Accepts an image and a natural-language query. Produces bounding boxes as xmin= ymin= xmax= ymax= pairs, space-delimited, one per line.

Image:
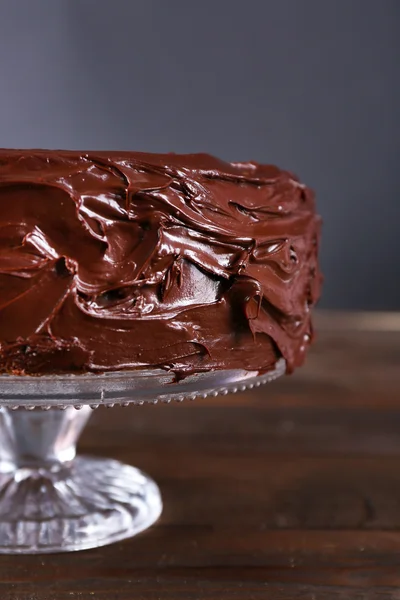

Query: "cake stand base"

xmin=0 ymin=407 xmax=162 ymax=554
xmin=0 ymin=457 xmax=162 ymax=554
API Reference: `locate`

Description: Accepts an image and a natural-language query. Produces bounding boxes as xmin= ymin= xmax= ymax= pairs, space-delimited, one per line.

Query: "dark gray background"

xmin=0 ymin=0 xmax=398 ymax=309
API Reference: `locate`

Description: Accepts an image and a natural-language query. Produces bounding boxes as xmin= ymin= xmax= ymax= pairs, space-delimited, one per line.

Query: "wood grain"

xmin=1 ymin=311 xmax=400 ymax=599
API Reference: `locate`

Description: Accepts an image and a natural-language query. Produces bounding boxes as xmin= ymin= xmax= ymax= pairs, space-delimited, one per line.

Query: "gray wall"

xmin=0 ymin=0 xmax=399 ymax=309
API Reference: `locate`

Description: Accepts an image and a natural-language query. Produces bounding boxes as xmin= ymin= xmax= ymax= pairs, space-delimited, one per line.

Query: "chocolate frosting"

xmin=0 ymin=149 xmax=321 ymax=377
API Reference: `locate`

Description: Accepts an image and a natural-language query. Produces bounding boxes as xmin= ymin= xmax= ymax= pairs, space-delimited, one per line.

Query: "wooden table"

xmin=1 ymin=311 xmax=400 ymax=599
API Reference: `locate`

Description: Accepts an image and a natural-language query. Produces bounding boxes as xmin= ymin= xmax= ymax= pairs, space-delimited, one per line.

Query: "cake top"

xmin=0 ymin=148 xmax=310 ymax=231
xmin=0 ymin=149 xmax=321 ymax=376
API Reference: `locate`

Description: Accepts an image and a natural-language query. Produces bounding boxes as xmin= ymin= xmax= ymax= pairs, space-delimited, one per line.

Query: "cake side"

xmin=0 ymin=150 xmax=321 ymax=376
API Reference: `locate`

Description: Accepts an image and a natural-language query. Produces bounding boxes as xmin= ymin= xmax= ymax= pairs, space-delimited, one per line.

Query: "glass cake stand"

xmin=0 ymin=359 xmax=285 ymax=554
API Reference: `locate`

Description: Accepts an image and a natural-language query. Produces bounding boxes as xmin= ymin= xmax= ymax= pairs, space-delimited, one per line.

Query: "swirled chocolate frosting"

xmin=0 ymin=149 xmax=321 ymax=377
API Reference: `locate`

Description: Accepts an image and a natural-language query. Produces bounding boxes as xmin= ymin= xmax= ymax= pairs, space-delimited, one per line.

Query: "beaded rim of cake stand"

xmin=0 ymin=358 xmax=286 ymax=410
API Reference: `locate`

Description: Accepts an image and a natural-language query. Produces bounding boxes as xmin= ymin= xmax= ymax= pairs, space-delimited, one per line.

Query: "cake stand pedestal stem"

xmin=0 ymin=406 xmax=91 ymax=471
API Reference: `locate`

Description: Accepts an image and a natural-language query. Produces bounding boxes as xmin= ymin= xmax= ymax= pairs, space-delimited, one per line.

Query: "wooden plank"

xmin=3 ymin=581 xmax=400 ymax=600
xmin=84 ymin=402 xmax=400 ymax=456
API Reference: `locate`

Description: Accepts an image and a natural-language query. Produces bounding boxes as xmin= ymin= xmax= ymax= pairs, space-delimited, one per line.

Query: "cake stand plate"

xmin=0 ymin=359 xmax=285 ymax=554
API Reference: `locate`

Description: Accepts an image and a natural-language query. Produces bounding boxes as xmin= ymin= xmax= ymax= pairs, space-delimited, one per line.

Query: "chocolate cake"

xmin=0 ymin=150 xmax=321 ymax=377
